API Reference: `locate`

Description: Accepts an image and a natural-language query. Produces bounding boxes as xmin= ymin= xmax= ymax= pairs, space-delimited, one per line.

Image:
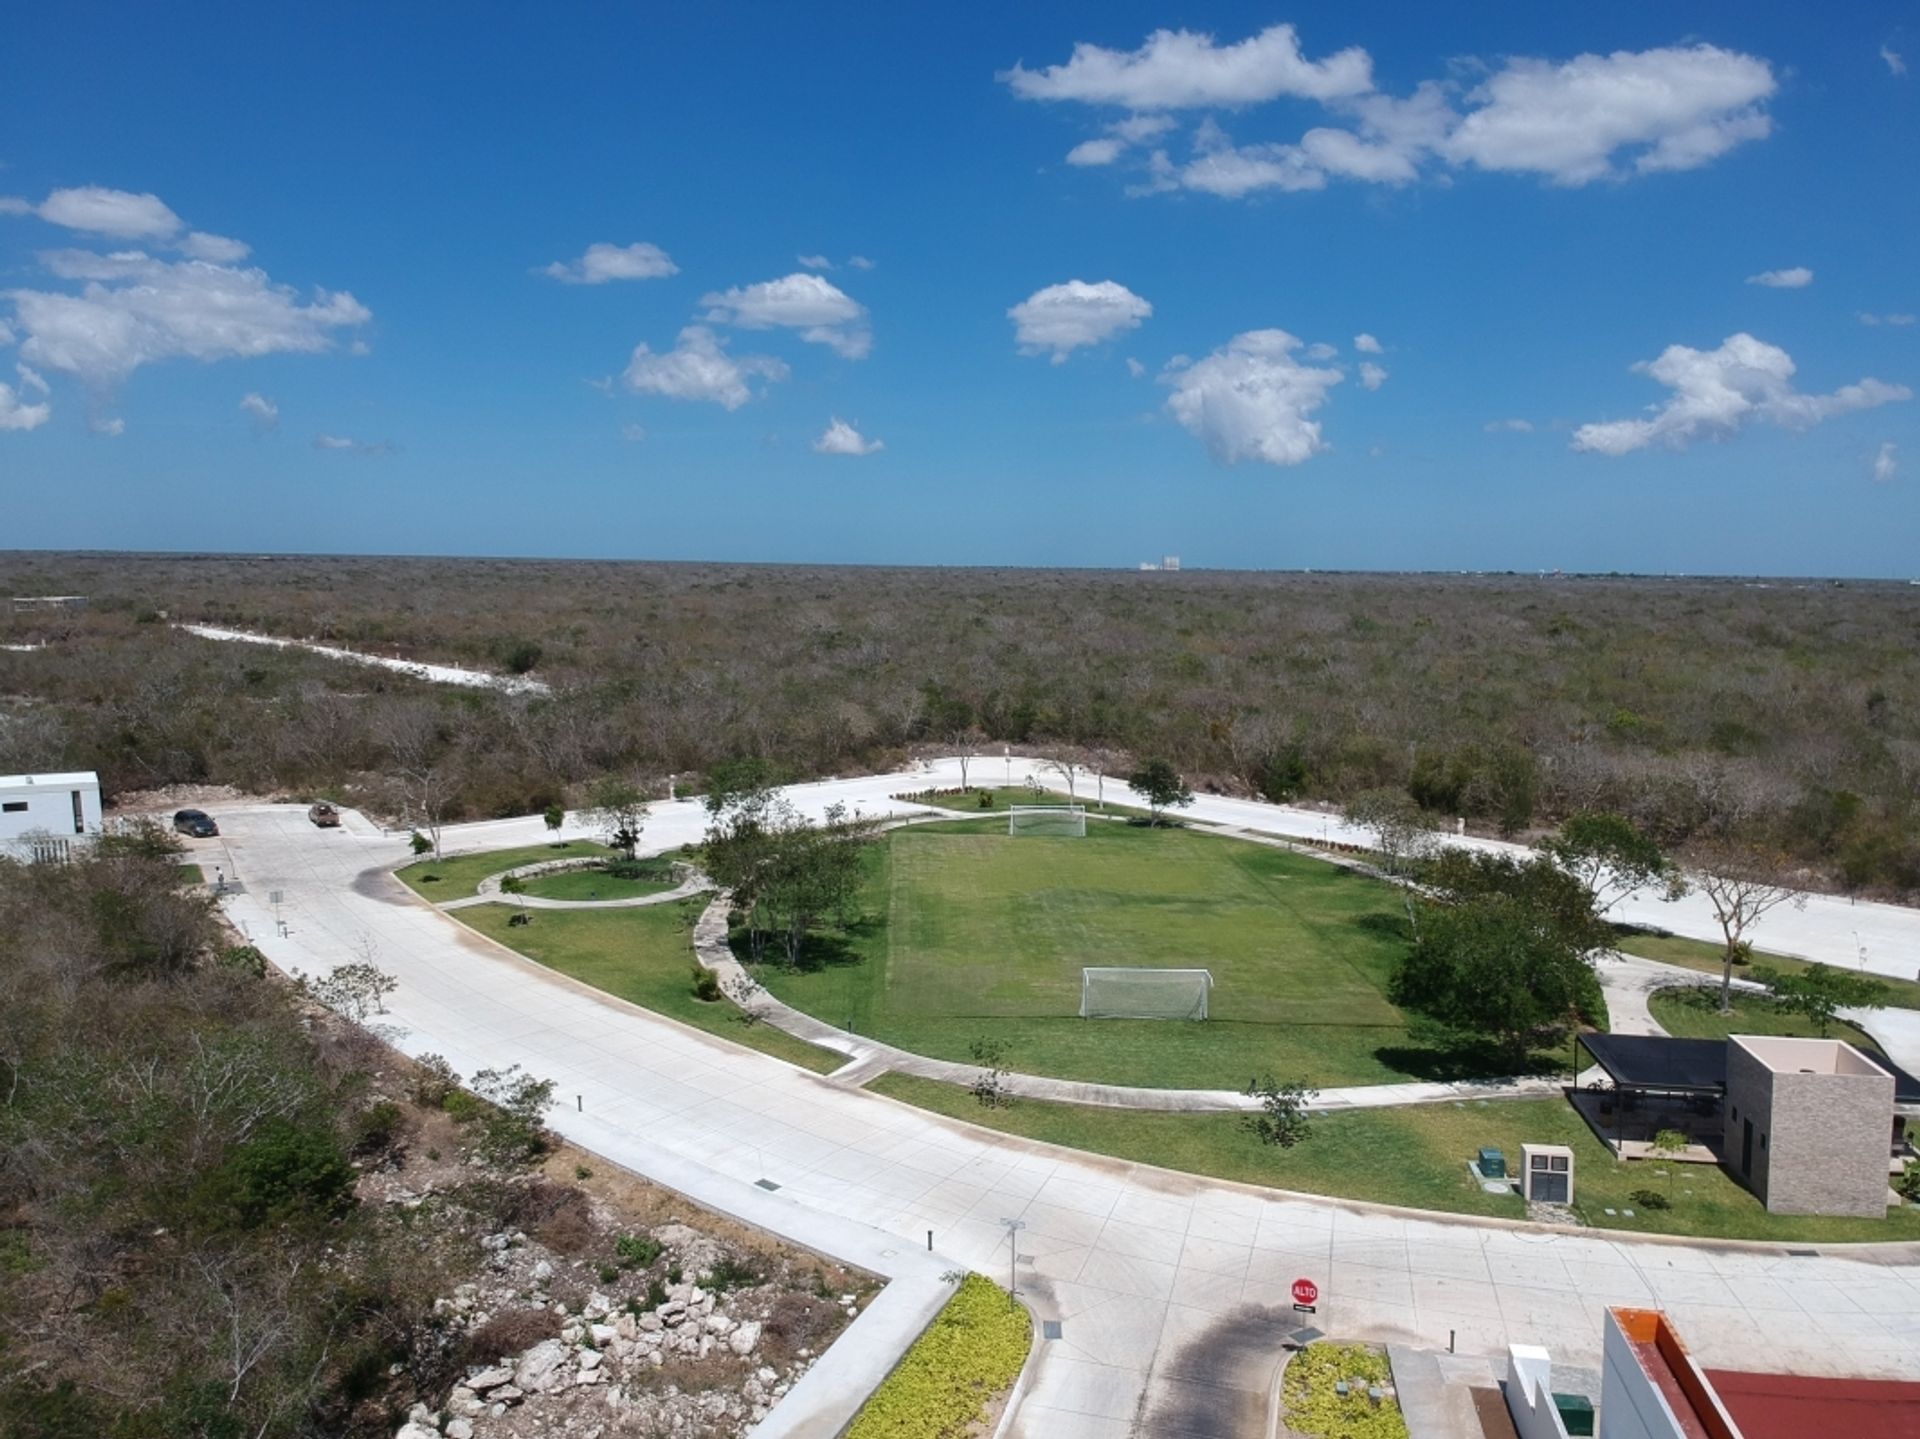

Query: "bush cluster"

xmin=1282 ymin=1342 xmax=1409 ymax=1439
xmin=844 ymin=1275 xmax=1031 ymax=1439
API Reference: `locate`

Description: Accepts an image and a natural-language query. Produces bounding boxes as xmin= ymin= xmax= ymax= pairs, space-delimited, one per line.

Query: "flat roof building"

xmin=1724 ymin=1035 xmax=1895 ymax=1218
xmin=0 ymin=771 xmax=103 ymax=862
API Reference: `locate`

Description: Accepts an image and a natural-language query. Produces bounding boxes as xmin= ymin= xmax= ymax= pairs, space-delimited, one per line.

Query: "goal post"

xmin=1079 ymin=967 xmax=1213 ymax=1020
xmin=1008 ymin=805 xmax=1086 ymax=837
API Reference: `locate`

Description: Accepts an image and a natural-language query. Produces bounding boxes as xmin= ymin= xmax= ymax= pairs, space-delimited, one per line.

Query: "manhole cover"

xmin=1042 ymin=1321 xmax=1062 ymax=1340
xmin=754 ymin=1179 xmax=781 ymax=1191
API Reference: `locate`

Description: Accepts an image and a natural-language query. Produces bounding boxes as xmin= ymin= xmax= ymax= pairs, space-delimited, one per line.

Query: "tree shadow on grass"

xmin=1373 ymin=1037 xmax=1566 ymax=1083
xmin=1352 ymin=910 xmax=1412 ymax=944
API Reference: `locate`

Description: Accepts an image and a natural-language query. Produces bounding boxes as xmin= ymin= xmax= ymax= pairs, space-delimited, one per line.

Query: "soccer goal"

xmin=1009 ymin=805 xmax=1086 ymax=837
xmin=1079 ymin=967 xmax=1214 ymax=1020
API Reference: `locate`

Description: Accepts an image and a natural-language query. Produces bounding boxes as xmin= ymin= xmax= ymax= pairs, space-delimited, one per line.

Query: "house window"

xmin=70 ymin=789 xmax=84 ymax=834
xmin=2 ymin=801 xmax=26 ymax=813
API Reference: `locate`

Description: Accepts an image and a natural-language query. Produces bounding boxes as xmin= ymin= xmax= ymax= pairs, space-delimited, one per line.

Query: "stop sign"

xmin=1291 ymin=1277 xmax=1319 ymax=1305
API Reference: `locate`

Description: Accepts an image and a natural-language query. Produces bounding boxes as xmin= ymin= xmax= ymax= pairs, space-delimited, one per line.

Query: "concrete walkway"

xmin=684 ymin=894 xmax=1564 ymax=1115
xmin=201 ymin=797 xmax=1920 ymax=1439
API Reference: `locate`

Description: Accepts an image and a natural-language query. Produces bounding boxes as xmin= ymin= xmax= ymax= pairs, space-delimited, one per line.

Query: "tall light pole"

xmin=999 ymin=1217 xmax=1026 ymax=1301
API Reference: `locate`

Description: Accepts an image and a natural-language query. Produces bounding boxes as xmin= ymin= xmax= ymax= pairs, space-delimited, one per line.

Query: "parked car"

xmin=173 ymin=808 xmax=219 ymax=838
xmin=308 ymin=802 xmax=341 ymax=828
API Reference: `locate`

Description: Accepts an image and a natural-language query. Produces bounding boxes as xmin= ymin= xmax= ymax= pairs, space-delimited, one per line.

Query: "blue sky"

xmin=1 ymin=3 xmax=1915 ymax=574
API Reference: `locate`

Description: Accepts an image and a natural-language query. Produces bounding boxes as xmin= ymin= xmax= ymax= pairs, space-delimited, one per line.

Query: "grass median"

xmin=397 ymin=840 xmax=611 ymax=899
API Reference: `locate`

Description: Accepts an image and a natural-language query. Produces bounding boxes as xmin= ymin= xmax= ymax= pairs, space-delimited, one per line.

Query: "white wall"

xmin=1598 ymin=1313 xmax=1688 ymax=1439
xmin=1506 ymin=1345 xmax=1573 ymax=1439
xmin=0 ymin=773 xmax=103 ymax=854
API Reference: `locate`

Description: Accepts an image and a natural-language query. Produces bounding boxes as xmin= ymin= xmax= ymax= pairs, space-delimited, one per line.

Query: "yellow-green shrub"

xmin=844 ymin=1275 xmax=1032 ymax=1439
xmin=1283 ymin=1342 xmax=1408 ymax=1439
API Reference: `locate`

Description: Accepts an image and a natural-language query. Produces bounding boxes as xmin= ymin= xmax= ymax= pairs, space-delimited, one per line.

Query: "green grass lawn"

xmin=457 ymin=900 xmax=844 ymax=1074
xmin=176 ymin=863 xmax=204 ymax=885
xmin=750 ymin=819 xmax=1562 ymax=1090
xmin=1648 ymin=985 xmax=1894 ymax=1061
xmin=910 ymin=784 xmax=1151 ymax=819
xmin=869 ymin=1076 xmax=1920 ymax=1242
xmin=516 ymin=863 xmax=677 ymax=902
xmin=397 ymin=840 xmax=611 ymax=899
xmin=1613 ymin=928 xmax=1920 ymax=1010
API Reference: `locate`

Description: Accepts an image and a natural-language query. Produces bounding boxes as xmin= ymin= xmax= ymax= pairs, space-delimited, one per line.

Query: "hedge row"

xmin=844 ymin=1275 xmax=1032 ymax=1439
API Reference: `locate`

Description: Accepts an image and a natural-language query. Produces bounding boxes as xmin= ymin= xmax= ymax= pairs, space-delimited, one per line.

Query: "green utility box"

xmin=1553 ymin=1392 xmax=1595 ymax=1436
xmin=1477 ymin=1147 xmax=1506 ymax=1178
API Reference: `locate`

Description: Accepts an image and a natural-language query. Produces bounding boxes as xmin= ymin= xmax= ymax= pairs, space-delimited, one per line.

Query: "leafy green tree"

xmin=200 ymin=1117 xmax=357 ymax=1228
xmin=701 ymin=756 xmax=787 ymax=815
xmin=1650 ymin=1128 xmax=1689 ymax=1193
xmin=1421 ymin=850 xmax=1613 ymax=965
xmin=757 ymin=802 xmax=878 ymax=968
xmin=585 ymin=773 xmax=650 ymax=858
xmin=1751 ymin=962 xmax=1889 ymax=1036
xmin=542 ymin=802 xmax=566 ymax=836
xmin=1392 ymin=894 xmax=1596 ymax=1065
xmin=1538 ymin=811 xmax=1679 ymax=917
xmin=1127 ymin=759 xmax=1193 ymax=826
xmin=1245 ymin=1077 xmax=1317 ymax=1148
xmin=1345 ymin=788 xmax=1437 ymax=878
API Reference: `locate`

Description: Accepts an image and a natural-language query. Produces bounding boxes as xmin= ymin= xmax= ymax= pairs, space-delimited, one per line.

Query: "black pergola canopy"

xmin=1580 ymin=1034 xmax=1728 ymax=1094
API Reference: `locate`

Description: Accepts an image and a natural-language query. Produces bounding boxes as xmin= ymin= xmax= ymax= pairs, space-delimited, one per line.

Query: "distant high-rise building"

xmin=1161 ymin=555 xmax=1180 ymax=572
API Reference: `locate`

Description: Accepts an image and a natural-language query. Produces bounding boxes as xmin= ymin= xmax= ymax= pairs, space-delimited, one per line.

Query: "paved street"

xmin=202 ymin=764 xmax=1920 ymax=1439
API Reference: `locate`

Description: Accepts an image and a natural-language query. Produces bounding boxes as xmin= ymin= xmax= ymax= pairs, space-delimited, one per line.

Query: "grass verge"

xmin=866 ymin=1076 xmax=1920 ymax=1242
xmin=456 ymin=900 xmax=843 ymax=1075
xmin=1613 ymin=928 xmax=1920 ymax=1010
xmin=844 ymin=1274 xmax=1031 ymax=1439
xmin=516 ymin=864 xmax=676 ymax=902
xmin=1648 ymin=986 xmax=1895 ymax=1061
xmin=397 ymin=840 xmax=610 ymax=899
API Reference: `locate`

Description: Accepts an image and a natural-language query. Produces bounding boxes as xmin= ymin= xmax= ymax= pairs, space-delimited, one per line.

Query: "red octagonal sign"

xmin=1291 ymin=1278 xmax=1319 ymax=1306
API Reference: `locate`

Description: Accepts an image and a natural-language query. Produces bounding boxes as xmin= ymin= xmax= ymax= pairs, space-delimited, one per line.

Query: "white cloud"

xmin=1003 ymin=23 xmax=1372 ymax=109
xmin=16 ymin=364 xmax=48 ymax=396
xmin=1883 ymin=45 xmax=1907 ymax=77
xmin=621 ymin=325 xmax=788 ymax=409
xmin=1572 ymin=333 xmax=1911 ymax=455
xmin=28 ymin=186 xmax=183 ymax=239
xmin=1444 ymin=45 xmax=1774 ymax=184
xmin=8 ymin=250 xmax=370 ymax=387
xmin=796 ymin=254 xmax=833 ymax=270
xmin=1358 ymin=361 xmax=1388 ymax=391
xmin=812 ymin=416 xmax=884 ymax=456
xmin=1126 ymin=357 xmax=1146 ymax=379
xmin=313 ymin=433 xmax=393 ymax=456
xmin=1354 ymin=332 xmax=1383 ymax=354
xmin=1161 ymin=328 xmax=1343 ymax=466
xmin=0 ymin=320 xmax=12 ymax=347
xmin=700 ymin=272 xmax=871 ymax=359
xmin=1304 ymin=342 xmax=1338 ymax=360
xmin=847 ymin=255 xmax=876 ymax=271
xmin=1484 ymin=418 xmax=1534 ymax=433
xmin=0 ymin=376 xmax=50 ymax=431
xmin=240 ymin=391 xmax=278 ymax=429
xmin=1873 ymin=441 xmax=1898 ymax=482
xmin=91 ymin=415 xmax=125 ymax=437
xmin=541 ymin=241 xmax=678 ymax=285
xmin=1859 ymin=312 xmax=1917 ymax=327
xmin=1008 ymin=279 xmax=1152 ymax=362
xmin=1747 ymin=266 xmax=1812 ymax=288
xmin=182 ymin=231 xmax=250 ymax=263
xmin=621 ymin=423 xmax=647 ymax=443
xmin=1017 ymin=30 xmax=1778 ymax=197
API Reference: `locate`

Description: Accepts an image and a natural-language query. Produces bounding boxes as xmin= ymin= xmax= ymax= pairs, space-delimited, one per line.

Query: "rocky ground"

xmin=339 ymin=1019 xmax=877 ymax=1439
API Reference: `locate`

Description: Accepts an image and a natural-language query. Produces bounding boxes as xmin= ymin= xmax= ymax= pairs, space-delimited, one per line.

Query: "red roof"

xmin=1706 ymin=1369 xmax=1920 ymax=1439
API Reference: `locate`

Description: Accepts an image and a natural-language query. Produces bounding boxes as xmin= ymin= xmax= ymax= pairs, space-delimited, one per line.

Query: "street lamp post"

xmin=999 ymin=1217 xmax=1026 ymax=1301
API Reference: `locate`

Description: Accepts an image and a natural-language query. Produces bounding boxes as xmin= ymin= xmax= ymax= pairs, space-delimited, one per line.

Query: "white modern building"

xmin=0 ymin=771 xmax=103 ymax=861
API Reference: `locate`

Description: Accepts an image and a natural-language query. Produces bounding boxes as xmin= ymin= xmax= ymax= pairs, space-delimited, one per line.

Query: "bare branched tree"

xmin=1687 ymin=846 xmax=1806 ymax=1013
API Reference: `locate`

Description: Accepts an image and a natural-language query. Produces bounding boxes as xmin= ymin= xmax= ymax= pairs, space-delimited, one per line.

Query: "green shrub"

xmin=705 ymin=1255 xmax=761 ymax=1292
xmin=198 ymin=1117 xmax=357 ymax=1228
xmin=845 ymin=1274 xmax=1030 ymax=1439
xmin=1628 ymin=1188 xmax=1672 ymax=1211
xmin=350 ymin=1100 xmax=404 ymax=1157
xmin=411 ymin=1053 xmax=459 ymax=1107
xmin=217 ymin=944 xmax=268 ymax=978
xmin=690 ymin=966 xmax=722 ymax=1002
xmin=1282 ymin=1342 xmax=1408 ymax=1439
xmin=616 ymin=1233 xmax=663 ymax=1269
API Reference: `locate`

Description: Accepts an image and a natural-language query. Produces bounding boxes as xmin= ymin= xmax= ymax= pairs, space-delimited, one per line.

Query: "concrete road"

xmin=205 ymin=767 xmax=1920 ymax=1439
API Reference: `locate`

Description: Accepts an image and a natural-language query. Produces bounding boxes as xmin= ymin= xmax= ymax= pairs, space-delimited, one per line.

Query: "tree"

xmin=1649 ymin=1128 xmax=1689 ymax=1192
xmin=1421 ymin=850 xmax=1612 ymax=964
xmin=1244 ymin=1077 xmax=1317 ymax=1148
xmin=377 ymin=701 xmax=461 ymax=860
xmin=701 ymin=755 xmax=786 ymax=815
xmin=1346 ymin=788 xmax=1438 ymax=879
xmin=1391 ymin=894 xmax=1596 ymax=1065
xmin=1752 ymin=962 xmax=1889 ymax=1036
xmin=585 ymin=773 xmax=650 ymax=858
xmin=1041 ymin=750 xmax=1086 ymax=805
xmin=542 ymin=802 xmax=565 ymax=837
xmin=968 ymin=1036 xmax=1012 ymax=1109
xmin=1538 ymin=812 xmax=1681 ymax=917
xmin=1687 ymin=848 xmax=1805 ymax=1013
xmin=756 ymin=802 xmax=879 ymax=968
xmin=1127 ymin=759 xmax=1192 ymax=826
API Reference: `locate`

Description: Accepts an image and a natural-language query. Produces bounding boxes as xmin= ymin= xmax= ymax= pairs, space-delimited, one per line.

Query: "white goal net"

xmin=1079 ymin=967 xmax=1213 ymax=1020
xmin=1009 ymin=805 xmax=1086 ymax=837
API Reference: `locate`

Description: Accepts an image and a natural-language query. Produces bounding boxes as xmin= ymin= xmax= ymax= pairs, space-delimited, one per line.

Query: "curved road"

xmin=201 ymin=761 xmax=1920 ymax=1439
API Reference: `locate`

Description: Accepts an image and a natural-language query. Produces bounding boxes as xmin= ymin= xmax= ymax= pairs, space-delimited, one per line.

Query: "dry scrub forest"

xmin=3 ymin=552 xmax=1918 ymax=895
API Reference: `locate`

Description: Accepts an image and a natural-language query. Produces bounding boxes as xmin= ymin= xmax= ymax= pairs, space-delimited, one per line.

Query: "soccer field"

xmin=752 ymin=818 xmax=1525 ymax=1090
